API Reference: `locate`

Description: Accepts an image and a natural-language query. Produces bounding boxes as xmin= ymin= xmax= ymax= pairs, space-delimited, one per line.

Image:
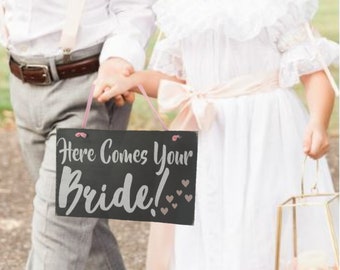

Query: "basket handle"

xmin=300 ymin=155 xmax=319 ymax=196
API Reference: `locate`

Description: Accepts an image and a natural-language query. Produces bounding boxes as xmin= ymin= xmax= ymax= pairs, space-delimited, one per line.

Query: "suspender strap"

xmin=59 ymin=0 xmax=86 ymax=61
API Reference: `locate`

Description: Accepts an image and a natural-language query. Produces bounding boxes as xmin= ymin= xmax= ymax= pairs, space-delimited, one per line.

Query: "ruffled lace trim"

xmin=279 ymin=37 xmax=339 ymax=88
xmin=149 ymin=39 xmax=186 ymax=79
xmin=277 ymin=24 xmax=318 ymax=52
xmin=153 ymin=0 xmax=318 ymax=42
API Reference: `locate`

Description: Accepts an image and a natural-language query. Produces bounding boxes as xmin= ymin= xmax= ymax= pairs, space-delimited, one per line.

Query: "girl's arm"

xmin=94 ymin=70 xmax=184 ymax=103
xmin=300 ymin=70 xmax=335 ymax=159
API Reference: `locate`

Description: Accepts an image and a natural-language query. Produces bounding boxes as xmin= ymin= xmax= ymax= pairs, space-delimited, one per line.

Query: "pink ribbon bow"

xmin=157 ymin=80 xmax=216 ymax=131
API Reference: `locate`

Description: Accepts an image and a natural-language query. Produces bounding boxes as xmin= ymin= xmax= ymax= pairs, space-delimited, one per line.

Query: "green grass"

xmin=0 ymin=48 xmax=9 ymax=106
xmin=0 ymin=48 xmax=10 ymax=123
xmin=314 ymin=0 xmax=339 ymax=42
xmin=0 ymin=85 xmax=10 ymax=110
xmin=0 ymin=1 xmax=339 ymax=133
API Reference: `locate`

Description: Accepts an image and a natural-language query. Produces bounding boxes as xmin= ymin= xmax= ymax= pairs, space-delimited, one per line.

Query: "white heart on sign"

xmin=176 ymin=190 xmax=183 ymax=196
xmin=172 ymin=203 xmax=178 ymax=209
xmin=185 ymin=194 xmax=193 ymax=202
xmin=161 ymin=207 xmax=168 ymax=215
xmin=182 ymin=179 xmax=190 ymax=187
xmin=166 ymin=195 xmax=174 ymax=203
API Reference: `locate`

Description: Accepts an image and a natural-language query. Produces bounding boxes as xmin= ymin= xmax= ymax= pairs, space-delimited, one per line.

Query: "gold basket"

xmin=275 ymin=158 xmax=339 ymax=270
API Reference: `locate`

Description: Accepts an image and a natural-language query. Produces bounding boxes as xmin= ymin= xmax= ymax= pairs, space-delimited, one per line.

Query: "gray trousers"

xmin=10 ymin=72 xmax=130 ymax=270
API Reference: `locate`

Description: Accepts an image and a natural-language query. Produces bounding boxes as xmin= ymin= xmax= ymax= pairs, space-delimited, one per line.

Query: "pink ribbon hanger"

xmin=75 ymin=84 xmax=169 ymax=138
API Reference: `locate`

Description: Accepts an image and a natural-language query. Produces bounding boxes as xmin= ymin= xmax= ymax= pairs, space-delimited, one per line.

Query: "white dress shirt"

xmin=0 ymin=0 xmax=156 ymax=70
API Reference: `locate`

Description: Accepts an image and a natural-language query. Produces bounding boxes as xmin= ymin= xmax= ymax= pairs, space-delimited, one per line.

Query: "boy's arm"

xmin=100 ymin=0 xmax=156 ymax=69
xmin=300 ymin=70 xmax=335 ymax=159
xmin=95 ymin=0 xmax=156 ymax=106
xmin=94 ymin=70 xmax=184 ymax=103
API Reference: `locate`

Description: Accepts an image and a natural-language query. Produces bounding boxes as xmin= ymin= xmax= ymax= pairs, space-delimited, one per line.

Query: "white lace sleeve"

xmin=271 ymin=5 xmax=339 ymax=88
xmin=279 ymin=31 xmax=338 ymax=88
xmin=148 ymin=38 xmax=186 ymax=80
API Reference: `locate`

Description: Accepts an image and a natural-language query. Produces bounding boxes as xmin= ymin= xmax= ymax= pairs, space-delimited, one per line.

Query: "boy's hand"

xmin=94 ymin=73 xmax=134 ymax=103
xmin=303 ymin=121 xmax=330 ymax=159
xmin=94 ymin=57 xmax=135 ymax=106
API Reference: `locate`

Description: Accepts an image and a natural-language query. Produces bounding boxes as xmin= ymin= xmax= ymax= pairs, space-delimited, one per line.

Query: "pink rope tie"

xmin=75 ymin=84 xmax=95 ymax=138
xmin=136 ymin=84 xmax=168 ymax=131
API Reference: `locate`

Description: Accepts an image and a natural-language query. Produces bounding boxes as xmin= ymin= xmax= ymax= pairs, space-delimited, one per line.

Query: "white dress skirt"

xmin=148 ymin=0 xmax=339 ymax=269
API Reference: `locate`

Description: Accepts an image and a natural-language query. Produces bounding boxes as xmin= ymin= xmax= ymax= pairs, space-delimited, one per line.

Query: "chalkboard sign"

xmin=56 ymin=129 xmax=197 ymax=225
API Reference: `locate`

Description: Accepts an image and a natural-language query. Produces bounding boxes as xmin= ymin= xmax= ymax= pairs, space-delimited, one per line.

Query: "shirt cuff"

xmin=99 ymin=35 xmax=146 ymax=71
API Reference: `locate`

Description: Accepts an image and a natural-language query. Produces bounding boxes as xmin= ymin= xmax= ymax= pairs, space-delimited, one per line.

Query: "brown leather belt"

xmin=9 ymin=54 xmax=100 ymax=86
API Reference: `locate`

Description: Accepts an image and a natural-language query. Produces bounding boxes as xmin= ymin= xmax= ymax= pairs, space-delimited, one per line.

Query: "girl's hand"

xmin=94 ymin=57 xmax=135 ymax=106
xmin=94 ymin=73 xmax=135 ymax=103
xmin=300 ymin=70 xmax=334 ymax=159
xmin=303 ymin=121 xmax=330 ymax=159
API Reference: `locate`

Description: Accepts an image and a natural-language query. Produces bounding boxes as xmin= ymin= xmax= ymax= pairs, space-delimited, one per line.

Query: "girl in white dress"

xmin=94 ymin=0 xmax=339 ymax=269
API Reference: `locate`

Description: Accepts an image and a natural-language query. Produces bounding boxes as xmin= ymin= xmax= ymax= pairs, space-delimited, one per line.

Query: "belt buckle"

xmin=21 ymin=64 xmax=52 ymax=86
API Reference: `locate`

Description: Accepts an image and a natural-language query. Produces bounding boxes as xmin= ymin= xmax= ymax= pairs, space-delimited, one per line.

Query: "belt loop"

xmin=48 ymin=58 xmax=59 ymax=81
xmin=18 ymin=62 xmax=26 ymax=82
xmin=63 ymin=48 xmax=72 ymax=63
